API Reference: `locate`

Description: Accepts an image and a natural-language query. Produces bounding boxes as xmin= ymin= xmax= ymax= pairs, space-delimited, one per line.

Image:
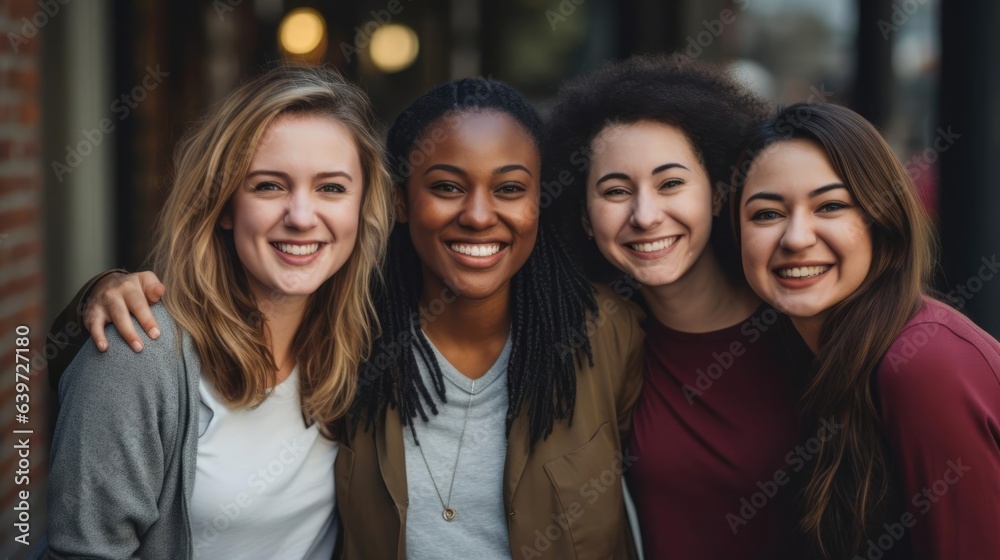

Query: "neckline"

xmin=647 ymin=304 xmax=771 ymax=342
xmin=417 ymin=329 xmax=512 ymax=394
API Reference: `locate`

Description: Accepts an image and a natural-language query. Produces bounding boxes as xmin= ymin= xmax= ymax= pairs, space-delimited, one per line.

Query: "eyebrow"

xmin=422 ymin=163 xmax=533 ymax=178
xmin=743 ymin=182 xmax=847 ymax=206
xmin=247 ymin=169 xmax=353 ymax=182
xmin=596 ymin=162 xmax=690 ymax=187
xmin=652 ymin=162 xmax=690 ymax=175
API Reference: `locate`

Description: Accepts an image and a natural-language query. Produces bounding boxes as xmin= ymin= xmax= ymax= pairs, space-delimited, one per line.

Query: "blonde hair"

xmin=151 ymin=64 xmax=393 ymax=427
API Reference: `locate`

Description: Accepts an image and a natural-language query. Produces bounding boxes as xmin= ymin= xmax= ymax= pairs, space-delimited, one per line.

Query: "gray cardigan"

xmin=41 ymin=303 xmax=200 ymax=559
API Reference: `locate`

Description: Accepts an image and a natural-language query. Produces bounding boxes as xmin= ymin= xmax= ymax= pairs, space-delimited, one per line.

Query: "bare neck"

xmin=258 ymin=296 xmax=308 ymax=385
xmin=641 ymin=248 xmax=761 ymax=334
xmin=418 ymin=279 xmax=512 ymax=380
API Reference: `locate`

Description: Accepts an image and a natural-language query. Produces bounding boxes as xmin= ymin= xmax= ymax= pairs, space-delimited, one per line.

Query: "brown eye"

xmin=818 ymin=201 xmax=850 ymax=213
xmin=751 ymin=210 xmax=781 ymax=222
xmin=319 ymin=183 xmax=346 ymax=193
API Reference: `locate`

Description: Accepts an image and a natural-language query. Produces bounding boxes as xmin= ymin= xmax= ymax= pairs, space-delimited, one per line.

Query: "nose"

xmin=779 ymin=211 xmax=817 ymax=252
xmin=283 ymin=188 xmax=318 ymax=230
xmin=628 ymin=185 xmax=664 ymax=230
xmin=457 ymin=187 xmax=499 ymax=230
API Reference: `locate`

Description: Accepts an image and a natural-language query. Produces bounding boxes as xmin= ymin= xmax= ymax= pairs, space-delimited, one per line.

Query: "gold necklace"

xmin=415 ymin=379 xmax=475 ymax=521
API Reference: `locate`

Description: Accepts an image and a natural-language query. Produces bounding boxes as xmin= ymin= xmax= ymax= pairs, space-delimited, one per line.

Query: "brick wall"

xmin=1 ymin=0 xmax=47 ymax=555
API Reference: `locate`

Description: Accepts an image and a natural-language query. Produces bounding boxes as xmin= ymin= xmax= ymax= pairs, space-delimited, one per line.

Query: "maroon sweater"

xmin=874 ymin=298 xmax=1000 ymax=559
xmin=628 ymin=306 xmax=806 ymax=559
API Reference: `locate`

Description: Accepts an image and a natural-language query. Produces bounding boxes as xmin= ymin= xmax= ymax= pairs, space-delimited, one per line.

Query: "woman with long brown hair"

xmin=38 ymin=64 xmax=394 ymax=559
xmin=732 ymin=102 xmax=1000 ymax=559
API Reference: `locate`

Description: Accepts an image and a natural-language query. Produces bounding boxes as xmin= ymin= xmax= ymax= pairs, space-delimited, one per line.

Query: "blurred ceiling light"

xmin=370 ymin=24 xmax=419 ymax=73
xmin=279 ymin=8 xmax=326 ymax=54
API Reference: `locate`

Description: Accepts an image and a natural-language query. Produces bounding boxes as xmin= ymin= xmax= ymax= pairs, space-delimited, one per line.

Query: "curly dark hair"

xmin=546 ymin=53 xmax=772 ymax=284
xmin=352 ymin=78 xmax=597 ymax=445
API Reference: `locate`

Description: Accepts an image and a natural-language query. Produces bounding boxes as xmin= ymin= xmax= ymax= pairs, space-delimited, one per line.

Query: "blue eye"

xmin=253 ymin=181 xmax=281 ymax=192
xmin=319 ymin=183 xmax=346 ymax=193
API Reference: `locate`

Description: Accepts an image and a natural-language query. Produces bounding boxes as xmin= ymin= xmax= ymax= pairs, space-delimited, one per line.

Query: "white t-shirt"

xmin=189 ymin=366 xmax=338 ymax=559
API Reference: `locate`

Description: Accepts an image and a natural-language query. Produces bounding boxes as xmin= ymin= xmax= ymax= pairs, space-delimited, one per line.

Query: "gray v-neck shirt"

xmin=403 ymin=331 xmax=512 ymax=559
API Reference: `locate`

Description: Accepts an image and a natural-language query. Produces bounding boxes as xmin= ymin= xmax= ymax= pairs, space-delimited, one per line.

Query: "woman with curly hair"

xmin=548 ymin=54 xmax=808 ymax=558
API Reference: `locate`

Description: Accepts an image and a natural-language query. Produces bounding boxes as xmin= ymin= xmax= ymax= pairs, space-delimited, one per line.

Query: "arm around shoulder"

xmin=45 ymin=269 xmax=129 ymax=391
xmin=46 ymin=307 xmax=182 ymax=558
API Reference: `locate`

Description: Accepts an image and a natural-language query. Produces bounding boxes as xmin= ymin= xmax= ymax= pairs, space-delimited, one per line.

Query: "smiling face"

xmin=739 ymin=139 xmax=873 ymax=330
xmin=585 ymin=120 xmax=717 ymax=288
xmin=220 ymin=113 xmax=364 ymax=306
xmin=398 ymin=110 xmax=540 ymax=301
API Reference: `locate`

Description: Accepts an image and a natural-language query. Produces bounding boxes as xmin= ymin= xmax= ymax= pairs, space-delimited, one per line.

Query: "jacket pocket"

xmin=543 ymin=422 xmax=628 ymax=559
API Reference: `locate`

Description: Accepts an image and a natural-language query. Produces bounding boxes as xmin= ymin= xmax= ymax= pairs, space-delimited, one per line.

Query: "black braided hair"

xmin=352 ymin=79 xmax=598 ymax=445
xmin=546 ymin=53 xmax=772 ymax=286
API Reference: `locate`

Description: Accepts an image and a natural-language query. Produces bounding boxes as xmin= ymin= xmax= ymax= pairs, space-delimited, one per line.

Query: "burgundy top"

xmin=628 ymin=306 xmax=805 ymax=559
xmin=875 ymin=298 xmax=1000 ymax=560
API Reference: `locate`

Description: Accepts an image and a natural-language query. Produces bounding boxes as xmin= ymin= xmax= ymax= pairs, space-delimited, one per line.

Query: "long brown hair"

xmin=730 ymin=103 xmax=935 ymax=557
xmin=151 ymin=64 xmax=394 ymax=428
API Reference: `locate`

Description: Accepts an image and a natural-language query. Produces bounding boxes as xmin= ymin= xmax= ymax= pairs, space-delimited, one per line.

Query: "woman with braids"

xmin=547 ymin=54 xmax=809 ymax=558
xmin=37 ymin=65 xmax=394 ymax=558
xmin=733 ymin=103 xmax=1000 ymax=559
xmin=337 ymin=78 xmax=642 ymax=560
xmin=44 ymin=78 xmax=644 ymax=559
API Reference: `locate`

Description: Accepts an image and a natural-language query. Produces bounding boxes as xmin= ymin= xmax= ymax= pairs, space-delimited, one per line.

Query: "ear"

xmin=394 ymin=186 xmax=409 ymax=223
xmin=219 ymin=208 xmax=234 ymax=230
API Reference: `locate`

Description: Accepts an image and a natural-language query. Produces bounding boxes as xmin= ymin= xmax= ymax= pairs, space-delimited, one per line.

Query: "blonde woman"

xmin=38 ymin=65 xmax=393 ymax=559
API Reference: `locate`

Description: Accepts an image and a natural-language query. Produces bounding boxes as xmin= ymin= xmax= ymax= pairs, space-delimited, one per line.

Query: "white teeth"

xmin=777 ymin=265 xmax=831 ymax=279
xmin=274 ymin=243 xmax=320 ymax=256
xmin=628 ymin=237 xmax=678 ymax=253
xmin=450 ymin=243 xmax=501 ymax=257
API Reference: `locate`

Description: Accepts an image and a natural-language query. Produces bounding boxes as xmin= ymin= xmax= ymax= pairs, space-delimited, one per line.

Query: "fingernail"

xmin=131 ymin=341 xmax=143 ymax=352
xmin=98 ymin=341 xmax=108 ymax=352
xmin=150 ymin=327 xmax=160 ymax=339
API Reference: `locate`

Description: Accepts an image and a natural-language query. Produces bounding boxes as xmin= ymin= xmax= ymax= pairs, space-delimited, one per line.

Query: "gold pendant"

xmin=443 ymin=507 xmax=457 ymax=521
